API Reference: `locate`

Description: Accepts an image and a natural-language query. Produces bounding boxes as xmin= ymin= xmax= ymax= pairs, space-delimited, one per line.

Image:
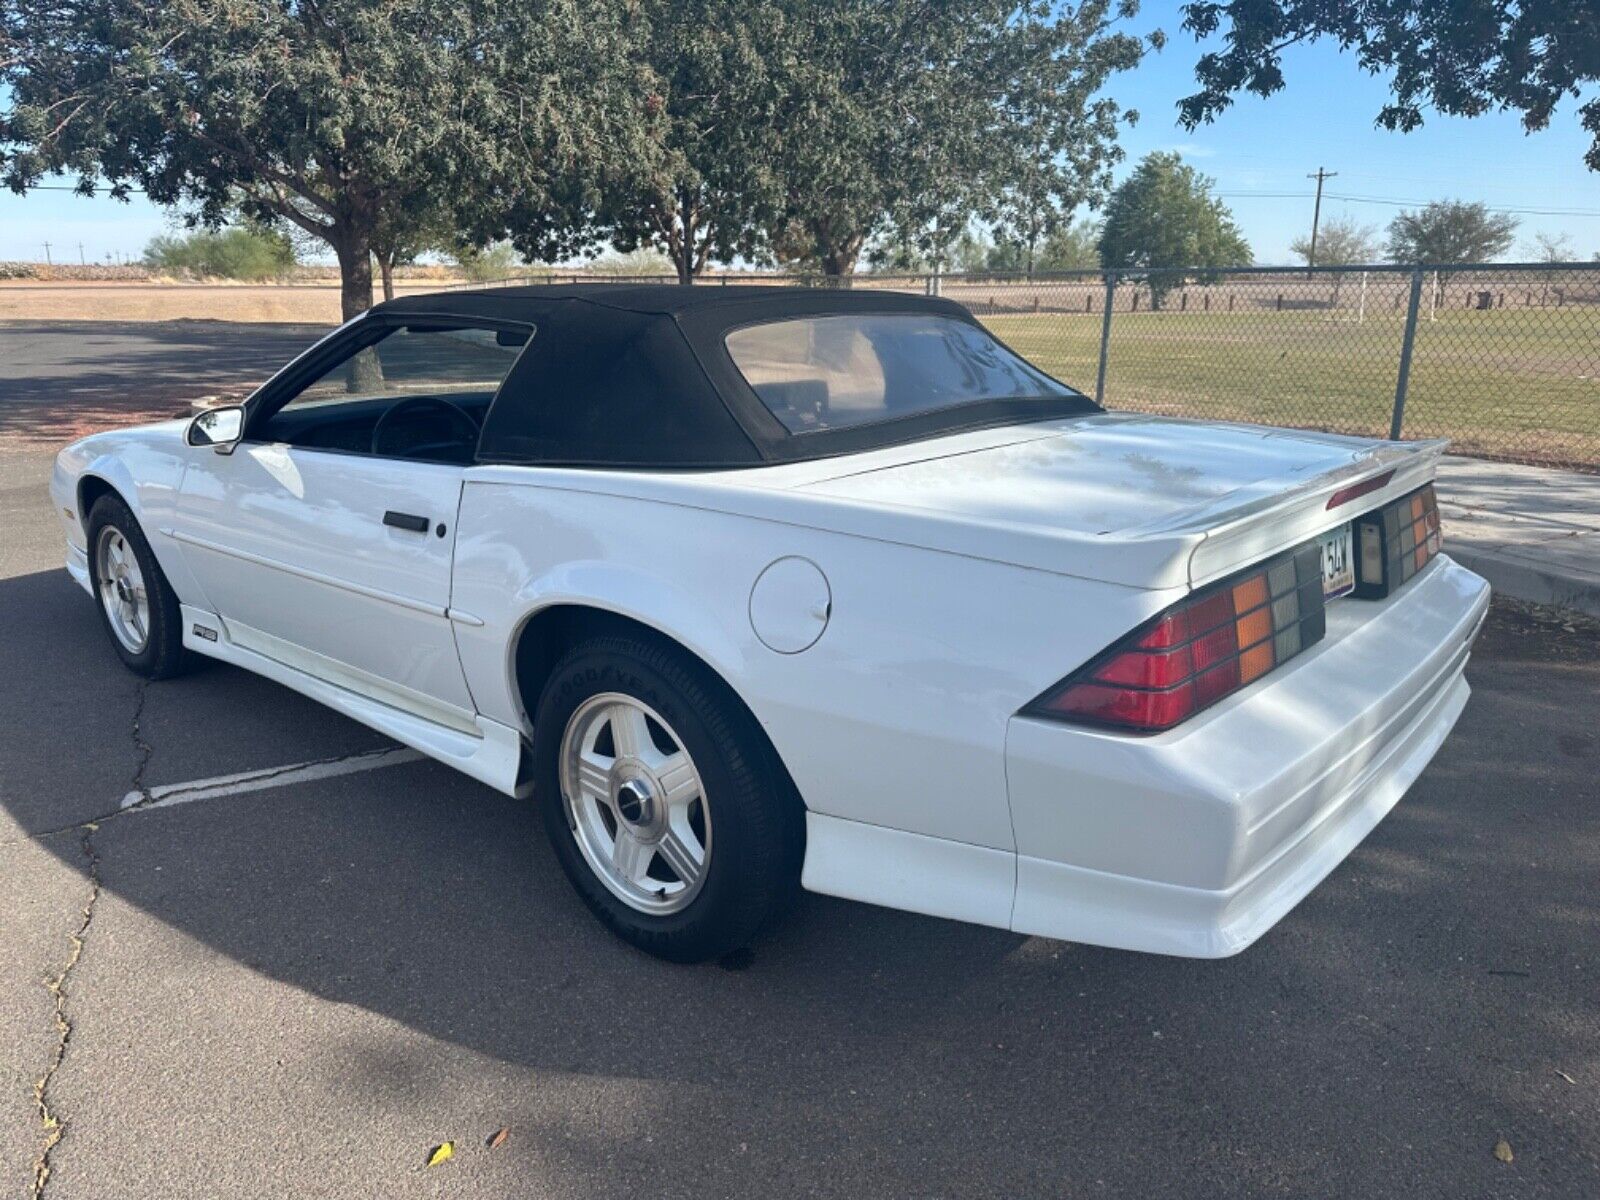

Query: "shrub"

xmin=142 ymin=228 xmax=296 ymax=280
xmin=454 ymin=242 xmax=522 ymax=282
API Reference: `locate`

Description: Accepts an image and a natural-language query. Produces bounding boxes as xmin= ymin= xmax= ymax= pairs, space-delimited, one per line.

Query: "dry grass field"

xmin=0 ymin=279 xmax=449 ymax=323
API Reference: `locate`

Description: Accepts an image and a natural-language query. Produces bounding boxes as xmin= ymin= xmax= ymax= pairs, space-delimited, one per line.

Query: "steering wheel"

xmin=370 ymin=395 xmax=482 ymax=461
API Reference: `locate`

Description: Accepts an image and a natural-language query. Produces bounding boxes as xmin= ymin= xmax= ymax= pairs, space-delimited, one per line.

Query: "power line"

xmin=1216 ymin=191 xmax=1600 ymax=217
xmin=1306 ymin=167 xmax=1337 ymax=270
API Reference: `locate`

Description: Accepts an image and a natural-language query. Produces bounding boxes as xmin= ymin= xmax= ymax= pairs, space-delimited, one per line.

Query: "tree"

xmin=988 ymin=218 xmax=1101 ymax=271
xmin=1525 ymin=231 xmax=1576 ymax=264
xmin=1097 ymin=151 xmax=1251 ymax=305
xmin=1037 ymin=220 xmax=1103 ymax=270
xmin=949 ymin=230 xmax=997 ymax=274
xmin=1289 ymin=215 xmax=1379 ymax=266
xmin=597 ymin=0 xmax=790 ymax=284
xmin=769 ymin=0 xmax=1148 ymax=277
xmin=453 ymin=242 xmax=524 ymax=284
xmin=1175 ymin=0 xmax=1600 ymax=172
xmin=1385 ymin=201 xmax=1518 ymax=265
xmin=585 ymin=247 xmax=677 ymax=277
xmin=1 ymin=0 xmax=651 ymax=318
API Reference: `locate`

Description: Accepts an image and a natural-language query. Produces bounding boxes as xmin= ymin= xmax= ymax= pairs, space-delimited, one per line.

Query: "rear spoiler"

xmin=1174 ymin=439 xmax=1448 ymax=589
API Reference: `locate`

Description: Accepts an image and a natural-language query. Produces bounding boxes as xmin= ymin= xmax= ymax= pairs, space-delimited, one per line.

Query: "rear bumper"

xmin=1005 ymin=556 xmax=1490 ymax=957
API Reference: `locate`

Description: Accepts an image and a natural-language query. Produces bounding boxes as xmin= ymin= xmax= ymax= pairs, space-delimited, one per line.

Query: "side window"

xmin=259 ymin=324 xmax=531 ymax=461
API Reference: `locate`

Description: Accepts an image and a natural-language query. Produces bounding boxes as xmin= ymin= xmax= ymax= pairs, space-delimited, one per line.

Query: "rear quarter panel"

xmin=450 ymin=475 xmax=1178 ymax=851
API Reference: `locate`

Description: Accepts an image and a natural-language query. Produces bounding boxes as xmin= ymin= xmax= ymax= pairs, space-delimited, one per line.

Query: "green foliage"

xmin=1 ymin=0 xmax=653 ymax=317
xmin=769 ymin=0 xmax=1148 ymax=276
xmin=1289 ymin=215 xmax=1381 ymax=267
xmin=142 ymin=227 xmax=296 ymax=279
xmin=1385 ymin=201 xmax=1519 ymax=265
xmin=948 ymin=231 xmax=997 ymax=274
xmin=1098 ymin=152 xmax=1250 ymax=301
xmin=453 ymin=242 xmax=523 ymax=283
xmin=584 ymin=248 xmax=677 ymax=276
xmin=597 ymin=0 xmax=790 ymax=283
xmin=1177 ymin=0 xmax=1600 ymax=172
xmin=989 ymin=220 xmax=1102 ymax=272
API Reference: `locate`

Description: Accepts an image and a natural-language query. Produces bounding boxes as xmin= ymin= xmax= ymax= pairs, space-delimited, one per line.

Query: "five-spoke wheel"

xmin=534 ymin=631 xmax=802 ymax=962
xmin=86 ymin=494 xmax=189 ymax=678
xmin=95 ymin=524 xmax=151 ymax=654
xmin=561 ymin=693 xmax=712 ymax=914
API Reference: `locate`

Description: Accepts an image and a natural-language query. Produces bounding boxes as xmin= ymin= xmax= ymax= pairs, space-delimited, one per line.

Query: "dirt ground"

xmin=0 ymin=280 xmax=451 ymax=324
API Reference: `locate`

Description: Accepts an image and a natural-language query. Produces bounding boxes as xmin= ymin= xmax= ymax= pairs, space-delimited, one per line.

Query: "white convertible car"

xmin=52 ymin=285 xmax=1489 ymax=961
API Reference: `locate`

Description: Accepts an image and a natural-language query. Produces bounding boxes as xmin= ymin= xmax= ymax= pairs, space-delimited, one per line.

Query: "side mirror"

xmin=187 ymin=405 xmax=245 ymax=454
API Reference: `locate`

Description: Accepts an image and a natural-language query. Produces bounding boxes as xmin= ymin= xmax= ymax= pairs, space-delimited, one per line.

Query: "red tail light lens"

xmin=1025 ymin=543 xmax=1329 ymax=733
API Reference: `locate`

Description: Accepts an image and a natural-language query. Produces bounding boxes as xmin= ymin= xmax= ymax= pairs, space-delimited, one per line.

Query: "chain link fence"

xmin=471 ymin=263 xmax=1600 ymax=472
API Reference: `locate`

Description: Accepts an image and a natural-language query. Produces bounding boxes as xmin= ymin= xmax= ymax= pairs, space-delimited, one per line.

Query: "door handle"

xmin=383 ymin=510 xmax=430 ymax=533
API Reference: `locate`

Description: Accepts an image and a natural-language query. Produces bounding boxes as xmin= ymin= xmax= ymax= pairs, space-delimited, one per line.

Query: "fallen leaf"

xmin=487 ymin=1127 xmax=509 ymax=1150
xmin=1493 ymin=1139 xmax=1514 ymax=1164
xmin=426 ymin=1142 xmax=455 ymax=1167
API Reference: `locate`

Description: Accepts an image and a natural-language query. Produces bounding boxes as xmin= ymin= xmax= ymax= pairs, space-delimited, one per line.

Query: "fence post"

xmin=1094 ymin=272 xmax=1115 ymax=406
xmin=1391 ymin=269 xmax=1424 ymax=440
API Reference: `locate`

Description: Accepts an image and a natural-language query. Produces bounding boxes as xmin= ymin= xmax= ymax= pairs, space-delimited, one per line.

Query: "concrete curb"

xmin=1446 ymin=546 xmax=1600 ymax=618
xmin=1435 ymin=457 xmax=1600 ymax=619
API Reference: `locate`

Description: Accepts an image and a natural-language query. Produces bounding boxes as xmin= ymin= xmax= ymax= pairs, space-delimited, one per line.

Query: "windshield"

xmin=724 ymin=313 xmax=1079 ymax=434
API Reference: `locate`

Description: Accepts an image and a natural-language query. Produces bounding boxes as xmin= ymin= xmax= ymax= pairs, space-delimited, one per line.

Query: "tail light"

xmin=1354 ymin=484 xmax=1442 ymax=598
xmin=1023 ymin=543 xmax=1328 ymax=734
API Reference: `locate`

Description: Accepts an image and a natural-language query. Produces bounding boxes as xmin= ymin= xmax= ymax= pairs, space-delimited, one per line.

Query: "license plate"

xmin=1319 ymin=524 xmax=1355 ymax=600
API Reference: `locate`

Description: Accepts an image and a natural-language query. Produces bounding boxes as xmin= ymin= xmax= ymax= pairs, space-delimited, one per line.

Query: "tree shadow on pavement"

xmin=5 ymin=566 xmax=1598 ymax=1198
xmin=0 ymin=321 xmax=328 ymax=444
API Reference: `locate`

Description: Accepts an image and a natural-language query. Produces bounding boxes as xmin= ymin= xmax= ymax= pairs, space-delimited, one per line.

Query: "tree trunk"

xmin=377 ymin=251 xmax=396 ymax=302
xmin=818 ymin=230 xmax=864 ymax=280
xmin=332 ymin=229 xmax=375 ymax=321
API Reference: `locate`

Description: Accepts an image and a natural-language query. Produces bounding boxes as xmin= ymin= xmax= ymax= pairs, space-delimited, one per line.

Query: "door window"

xmin=258 ymin=323 xmax=531 ymax=463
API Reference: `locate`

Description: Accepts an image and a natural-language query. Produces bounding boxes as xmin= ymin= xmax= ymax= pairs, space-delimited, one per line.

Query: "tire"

xmin=532 ymin=632 xmax=802 ymax=963
xmin=86 ymin=494 xmax=190 ymax=679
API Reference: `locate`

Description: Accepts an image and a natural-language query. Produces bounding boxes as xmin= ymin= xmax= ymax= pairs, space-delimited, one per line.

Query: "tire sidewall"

xmin=86 ymin=496 xmax=182 ymax=677
xmin=533 ymin=641 xmax=774 ymax=960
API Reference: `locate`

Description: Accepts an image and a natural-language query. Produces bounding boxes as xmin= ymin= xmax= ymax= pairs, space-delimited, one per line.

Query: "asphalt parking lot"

xmin=2 ymin=320 xmax=1598 ymax=1198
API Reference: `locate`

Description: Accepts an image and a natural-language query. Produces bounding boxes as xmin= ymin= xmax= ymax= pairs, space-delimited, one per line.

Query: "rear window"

xmin=724 ymin=313 xmax=1077 ymax=433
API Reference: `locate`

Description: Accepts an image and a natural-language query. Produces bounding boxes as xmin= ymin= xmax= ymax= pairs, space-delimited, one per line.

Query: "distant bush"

xmin=584 ymin=248 xmax=675 ymax=276
xmin=143 ymin=228 xmax=296 ymax=280
xmin=454 ymin=241 xmax=522 ymax=282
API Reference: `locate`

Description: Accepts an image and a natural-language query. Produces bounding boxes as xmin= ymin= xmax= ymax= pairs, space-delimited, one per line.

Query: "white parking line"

xmin=120 ymin=746 xmax=425 ymax=812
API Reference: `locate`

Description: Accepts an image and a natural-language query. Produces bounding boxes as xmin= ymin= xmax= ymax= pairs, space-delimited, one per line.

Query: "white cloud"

xmin=1160 ymin=142 xmax=1219 ymax=159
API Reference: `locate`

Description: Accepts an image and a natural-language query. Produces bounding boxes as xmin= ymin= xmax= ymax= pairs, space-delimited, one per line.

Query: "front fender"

xmin=57 ymin=421 xmax=207 ymax=606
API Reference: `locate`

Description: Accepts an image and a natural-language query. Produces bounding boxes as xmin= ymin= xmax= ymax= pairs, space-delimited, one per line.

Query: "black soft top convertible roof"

xmin=376 ymin=284 xmax=1099 ymax=469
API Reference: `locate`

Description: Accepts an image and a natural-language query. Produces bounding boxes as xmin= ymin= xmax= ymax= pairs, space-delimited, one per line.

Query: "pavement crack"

xmin=127 ymin=678 xmax=154 ymax=808
xmin=28 ymin=679 xmax=144 ymax=1196
xmin=31 ymin=824 xmax=100 ymax=1199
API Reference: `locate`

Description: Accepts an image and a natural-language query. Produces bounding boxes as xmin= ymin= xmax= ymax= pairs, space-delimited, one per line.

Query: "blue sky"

xmin=3 ymin=0 xmax=1597 ymax=266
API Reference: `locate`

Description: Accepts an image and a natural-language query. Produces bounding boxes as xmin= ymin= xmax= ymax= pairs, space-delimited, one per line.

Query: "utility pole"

xmin=1306 ymin=167 xmax=1337 ymax=273
xmin=42 ymin=241 xmax=52 ymax=267
xmin=77 ymin=242 xmax=86 ymax=266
